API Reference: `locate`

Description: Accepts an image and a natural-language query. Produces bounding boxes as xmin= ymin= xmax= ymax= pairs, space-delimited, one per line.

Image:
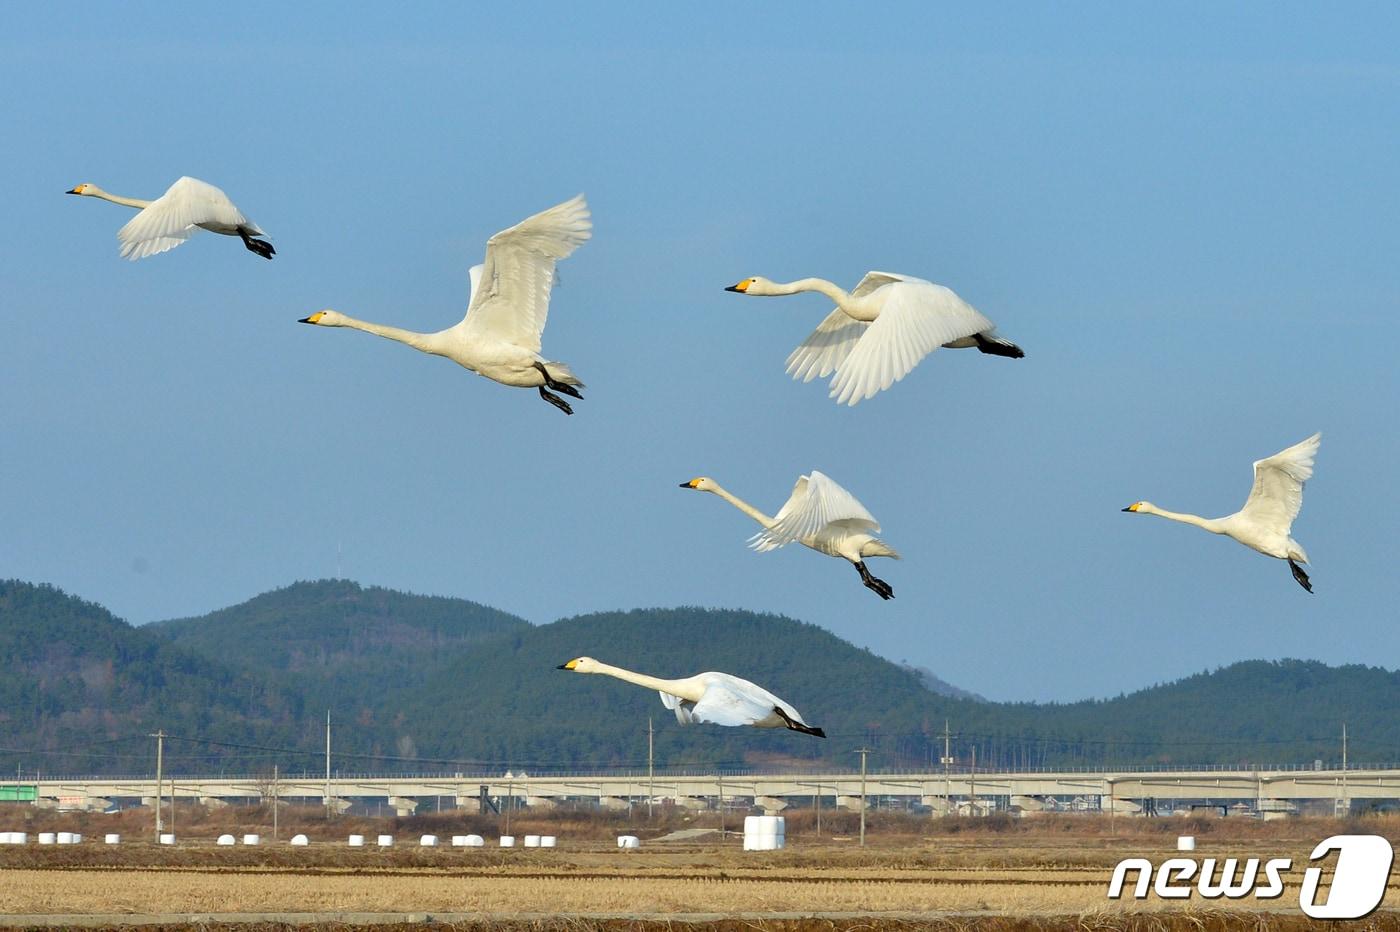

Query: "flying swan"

xmin=66 ymin=177 xmax=274 ymax=260
xmin=680 ymin=470 xmax=900 ymax=599
xmin=725 ymin=272 xmax=1023 ymax=405
xmin=300 ymin=195 xmax=591 ymax=414
xmin=557 ymin=657 xmax=825 ymax=737
xmin=1123 ymin=432 xmax=1321 ymax=592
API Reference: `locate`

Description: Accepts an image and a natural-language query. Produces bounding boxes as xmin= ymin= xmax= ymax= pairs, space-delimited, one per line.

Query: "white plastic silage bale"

xmin=617 ymin=835 xmax=640 ymax=849
xmin=216 ymin=834 xmax=236 ymax=846
xmin=103 ymin=834 xmax=119 ymax=845
xmin=1177 ymin=836 xmax=1196 ymax=851
xmin=347 ymin=834 xmax=365 ymax=847
xmin=523 ymin=834 xmax=540 ymax=847
xmin=290 ymin=834 xmax=309 ymax=846
xmin=37 ymin=832 xmax=55 ymax=845
xmin=450 ymin=835 xmax=469 ymax=846
xmin=499 ymin=835 xmax=516 ymax=847
xmin=377 ymin=834 xmax=394 ymax=847
xmin=158 ymin=833 xmax=175 ymax=845
xmin=12 ymin=832 xmax=29 ymax=845
xmin=420 ymin=834 xmax=438 ymax=847
xmin=541 ymin=835 xmax=557 ymax=848
xmin=465 ymin=834 xmax=485 ymax=847
xmin=242 ymin=834 xmax=260 ymax=846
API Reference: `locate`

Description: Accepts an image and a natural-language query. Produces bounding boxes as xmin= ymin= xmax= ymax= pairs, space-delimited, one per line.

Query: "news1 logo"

xmin=1107 ymin=835 xmax=1394 ymax=919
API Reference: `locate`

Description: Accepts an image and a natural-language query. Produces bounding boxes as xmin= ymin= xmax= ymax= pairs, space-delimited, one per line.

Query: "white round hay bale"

xmin=523 ymin=834 xmax=540 ymax=847
xmin=376 ymin=834 xmax=394 ymax=847
xmin=617 ymin=834 xmax=640 ymax=849
xmin=743 ymin=815 xmax=760 ymax=835
xmin=0 ymin=832 xmax=11 ymax=844
xmin=465 ymin=834 xmax=485 ymax=847
xmin=37 ymin=832 xmax=56 ymax=845
xmin=103 ymin=834 xmax=118 ymax=845
xmin=450 ymin=835 xmax=469 ymax=846
xmin=57 ymin=833 xmax=74 ymax=844
xmin=158 ymin=833 xmax=175 ymax=845
xmin=73 ymin=833 xmax=83 ymax=843
xmin=347 ymin=834 xmax=365 ymax=847
xmin=499 ymin=835 xmax=516 ymax=847
xmin=12 ymin=832 xmax=29 ymax=845
xmin=1177 ymin=835 xmax=1196 ymax=851
xmin=419 ymin=834 xmax=438 ymax=847
xmin=290 ymin=834 xmax=309 ymax=846
xmin=216 ymin=834 xmax=236 ymax=846
xmin=242 ymin=834 xmax=260 ymax=846
xmin=540 ymin=835 xmax=557 ymax=848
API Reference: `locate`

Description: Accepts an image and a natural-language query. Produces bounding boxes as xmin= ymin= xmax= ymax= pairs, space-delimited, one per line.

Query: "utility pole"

xmin=970 ymin=745 xmax=977 ymax=816
xmin=324 ymin=710 xmax=332 ymax=820
xmin=150 ymin=730 xmax=166 ymax=838
xmin=647 ymin=717 xmax=655 ymax=820
xmin=273 ymin=763 xmax=279 ymax=841
xmin=718 ymin=770 xmax=725 ymax=839
xmin=815 ymin=781 xmax=821 ymax=837
xmin=941 ymin=720 xmax=952 ymax=817
xmin=855 ymin=747 xmax=871 ymax=846
xmin=1341 ymin=722 xmax=1349 ymax=818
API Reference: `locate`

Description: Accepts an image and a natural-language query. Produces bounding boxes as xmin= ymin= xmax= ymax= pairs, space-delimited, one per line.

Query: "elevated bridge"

xmin=10 ymin=765 xmax=1397 ymax=815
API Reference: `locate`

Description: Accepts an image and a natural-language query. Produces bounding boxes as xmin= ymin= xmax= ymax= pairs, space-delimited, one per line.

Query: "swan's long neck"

xmin=591 ymin=661 xmax=703 ymax=702
xmin=1140 ymin=503 xmax=1226 ymax=535
xmin=705 ymin=483 xmax=774 ymax=528
xmin=89 ymin=188 xmax=151 ymax=210
xmin=767 ymin=277 xmax=849 ymax=304
xmin=336 ymin=315 xmax=436 ymax=353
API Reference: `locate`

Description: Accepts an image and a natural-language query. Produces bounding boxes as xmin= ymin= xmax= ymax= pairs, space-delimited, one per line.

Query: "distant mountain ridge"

xmin=2 ymin=578 xmax=1397 ymax=774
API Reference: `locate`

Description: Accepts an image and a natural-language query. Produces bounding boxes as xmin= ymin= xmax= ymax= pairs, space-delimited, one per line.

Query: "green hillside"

xmin=148 ymin=579 xmax=530 ymax=715
xmin=3 ymin=579 xmax=1397 ymax=775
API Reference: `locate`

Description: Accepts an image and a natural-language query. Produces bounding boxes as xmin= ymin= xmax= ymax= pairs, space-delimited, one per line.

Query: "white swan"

xmin=680 ymin=470 xmax=900 ymax=599
xmin=557 ymin=657 xmax=825 ymax=737
xmin=725 ymin=272 xmax=1023 ymax=405
xmin=300 ymin=195 xmax=591 ymax=415
xmin=66 ymin=177 xmax=274 ymax=260
xmin=1123 ymin=432 xmax=1321 ymax=592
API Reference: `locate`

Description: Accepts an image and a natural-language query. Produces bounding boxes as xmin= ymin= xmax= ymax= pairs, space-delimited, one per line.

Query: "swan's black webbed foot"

xmin=238 ymin=229 xmax=275 ymax=260
xmin=774 ymin=705 xmax=826 ymax=738
xmin=1288 ymin=558 xmax=1313 ymax=593
xmin=533 ymin=362 xmax=583 ymax=399
xmin=538 ymin=386 xmax=574 ymax=415
xmin=973 ymin=332 xmax=1024 ymax=358
xmin=854 ymin=560 xmax=894 ymax=600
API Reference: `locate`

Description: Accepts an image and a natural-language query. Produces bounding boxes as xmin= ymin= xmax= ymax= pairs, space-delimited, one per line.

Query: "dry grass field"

xmin=2 ymin=807 xmax=1399 ymax=929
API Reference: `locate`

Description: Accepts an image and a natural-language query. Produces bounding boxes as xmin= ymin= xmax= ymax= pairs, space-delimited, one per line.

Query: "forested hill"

xmin=147 ymin=579 xmax=530 ymax=713
xmin=2 ymin=579 xmax=1398 ymax=774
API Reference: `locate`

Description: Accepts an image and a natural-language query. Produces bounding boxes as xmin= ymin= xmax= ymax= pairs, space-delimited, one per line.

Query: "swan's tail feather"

xmin=864 ymin=538 xmax=901 ymax=559
xmin=543 ymin=361 xmax=584 ymax=388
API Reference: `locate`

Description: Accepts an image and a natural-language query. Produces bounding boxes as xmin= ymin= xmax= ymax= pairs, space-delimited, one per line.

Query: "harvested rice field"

xmin=2 ymin=813 xmax=1399 ymax=929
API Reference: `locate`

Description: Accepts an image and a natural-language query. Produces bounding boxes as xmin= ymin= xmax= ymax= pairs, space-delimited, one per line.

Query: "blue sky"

xmin=2 ymin=3 xmax=1397 ymax=702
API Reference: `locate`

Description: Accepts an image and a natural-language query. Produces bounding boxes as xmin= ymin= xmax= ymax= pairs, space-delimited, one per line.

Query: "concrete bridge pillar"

xmin=387 ymin=796 xmax=419 ymax=816
xmin=1102 ymin=796 xmax=1141 ymax=815
xmin=524 ymin=796 xmax=557 ymax=809
xmin=921 ymin=795 xmax=953 ymax=814
xmin=754 ymin=796 xmax=788 ymax=813
xmin=323 ymin=797 xmax=352 ymax=815
xmin=836 ymin=795 xmax=868 ymax=811
xmin=596 ymin=796 xmax=630 ymax=811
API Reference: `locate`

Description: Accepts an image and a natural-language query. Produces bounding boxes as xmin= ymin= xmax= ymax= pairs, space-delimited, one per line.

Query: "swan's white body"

xmin=557 ymin=657 xmax=823 ymax=736
xmin=1124 ymin=432 xmax=1321 ymax=591
xmin=681 ymin=471 xmax=900 ymax=599
xmin=67 ymin=177 xmax=273 ymax=260
xmin=726 ymin=272 xmax=1023 ymax=405
xmin=301 ymin=195 xmax=591 ymax=412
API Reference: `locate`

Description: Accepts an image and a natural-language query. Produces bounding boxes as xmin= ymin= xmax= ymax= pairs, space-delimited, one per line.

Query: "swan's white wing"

xmin=456 ymin=195 xmax=591 ymax=353
xmin=786 ymin=308 xmax=867 ymax=382
xmin=659 ymin=691 xmax=697 ymax=725
xmin=1239 ymin=433 xmax=1320 ymax=531
xmin=851 ymin=270 xmax=922 ymax=297
xmin=750 ymin=470 xmax=879 ymax=552
xmin=827 ymin=281 xmax=994 ymax=405
xmin=688 ymin=681 xmax=775 ymax=728
xmin=466 ymin=264 xmax=484 ymax=307
xmin=116 ymin=177 xmax=250 ymax=261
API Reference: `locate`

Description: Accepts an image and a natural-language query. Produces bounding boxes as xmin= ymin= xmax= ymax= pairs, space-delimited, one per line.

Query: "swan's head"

xmin=557 ymin=656 xmax=601 ymax=673
xmin=299 ymin=310 xmax=347 ymax=327
xmin=66 ymin=183 xmax=98 ymax=196
xmin=1121 ymin=501 xmax=1153 ymax=514
xmin=679 ymin=477 xmax=717 ymax=493
xmin=724 ymin=276 xmax=776 ymax=296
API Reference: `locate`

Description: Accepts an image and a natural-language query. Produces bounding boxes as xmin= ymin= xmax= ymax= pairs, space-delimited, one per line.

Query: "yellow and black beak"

xmin=724 ymin=279 xmax=752 ymax=293
xmin=298 ymin=312 xmax=324 ymax=325
xmin=556 ymin=659 xmax=579 ymax=670
xmin=1121 ymin=503 xmax=1140 ymax=513
xmin=65 ymin=187 xmax=81 ymax=195
xmin=679 ymin=479 xmax=699 ymax=489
